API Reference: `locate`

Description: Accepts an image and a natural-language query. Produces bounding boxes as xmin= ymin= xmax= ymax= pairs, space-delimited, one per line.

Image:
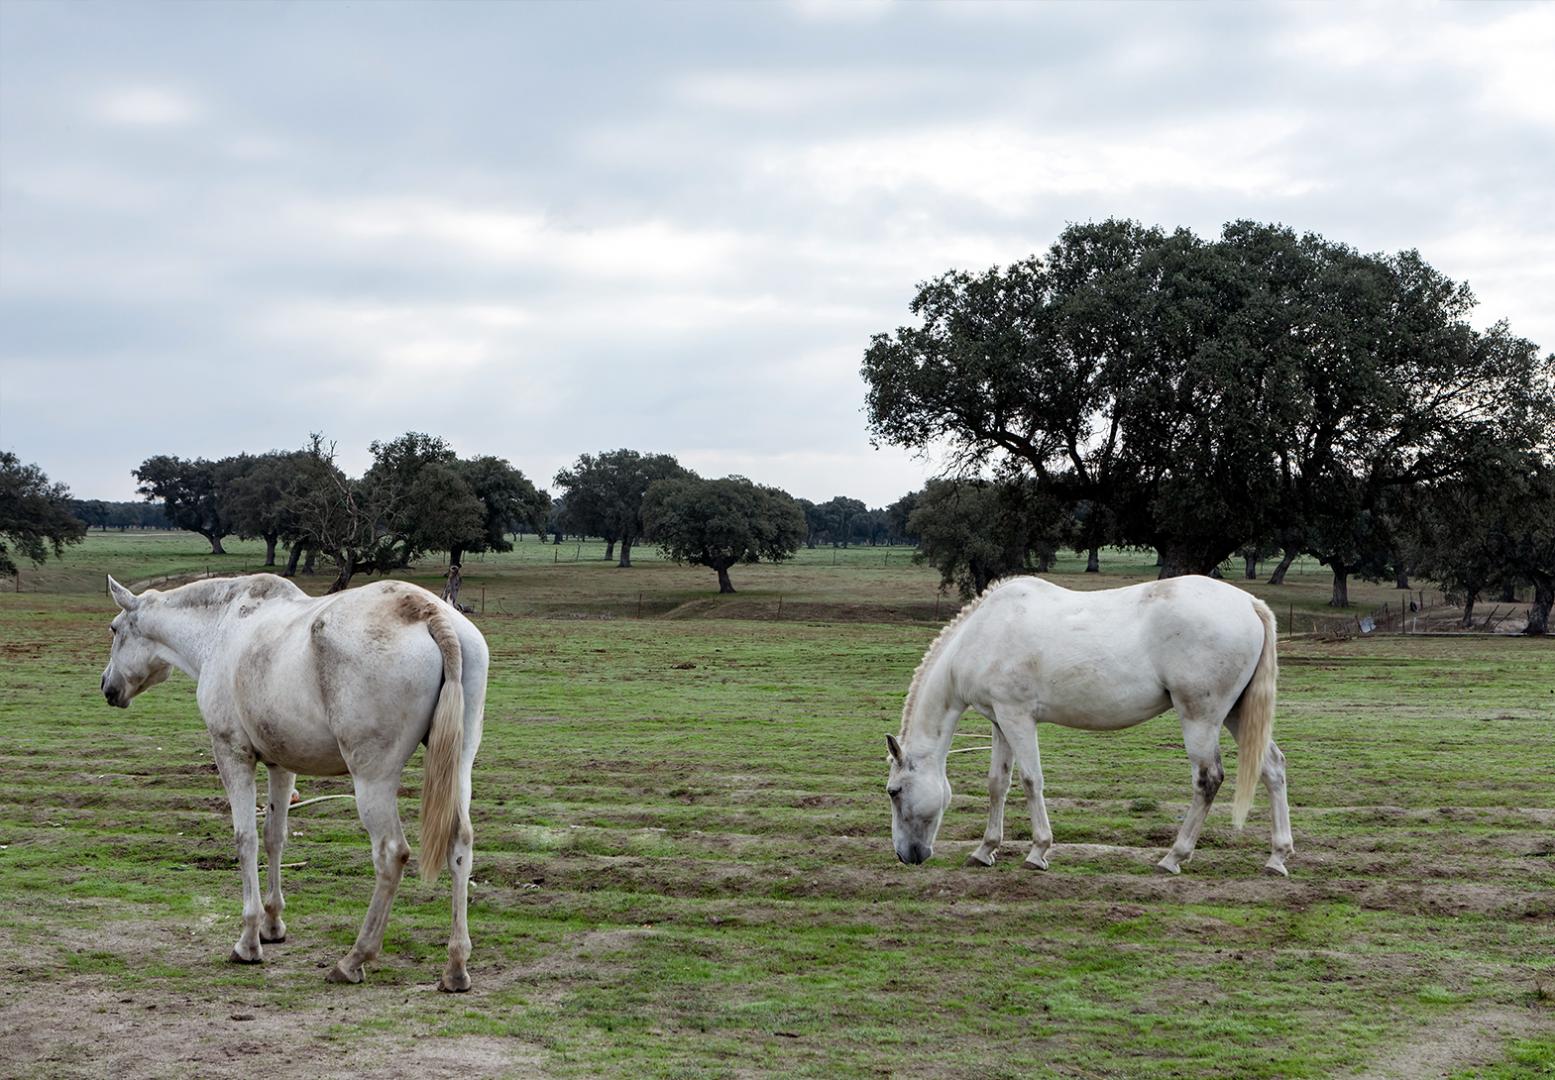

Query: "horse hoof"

xmin=260 ymin=933 xmax=286 ymax=944
xmin=1155 ymin=858 xmax=1181 ymax=876
xmin=1263 ymin=860 xmax=1289 ymax=878
xmin=228 ymin=949 xmax=263 ymax=965
xmin=965 ymin=850 xmax=995 ymax=868
xmin=1023 ymin=855 xmax=1049 ymax=871
xmin=438 ymin=972 xmax=472 ymax=993
xmin=325 ymin=964 xmax=363 ymax=985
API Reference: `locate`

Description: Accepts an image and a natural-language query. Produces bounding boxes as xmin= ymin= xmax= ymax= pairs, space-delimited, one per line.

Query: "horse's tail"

xmin=419 ymin=606 xmax=468 ymax=884
xmin=1230 ymin=597 xmax=1278 ymax=829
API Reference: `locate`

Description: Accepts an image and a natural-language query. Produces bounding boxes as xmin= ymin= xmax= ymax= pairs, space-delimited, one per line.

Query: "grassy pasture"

xmin=1 ymin=533 xmax=1551 ymax=1078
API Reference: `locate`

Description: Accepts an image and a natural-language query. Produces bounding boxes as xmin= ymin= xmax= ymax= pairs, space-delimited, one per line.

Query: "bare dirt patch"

xmin=1350 ymin=1005 xmax=1553 ymax=1080
xmin=0 ymin=918 xmax=545 ymax=1080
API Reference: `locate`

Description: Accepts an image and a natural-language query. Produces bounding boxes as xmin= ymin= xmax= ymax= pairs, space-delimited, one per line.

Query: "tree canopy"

xmin=863 ymin=218 xmax=1555 ymax=583
xmin=134 ymin=454 xmax=255 ymax=554
xmin=554 ymin=449 xmax=686 ymax=567
xmin=0 ymin=452 xmax=87 ymax=576
xmin=908 ymin=478 xmax=1064 ymax=598
xmin=642 ymin=474 xmax=806 ymax=593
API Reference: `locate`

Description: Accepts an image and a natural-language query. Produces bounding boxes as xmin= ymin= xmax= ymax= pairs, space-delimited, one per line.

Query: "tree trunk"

xmin=618 ymin=535 xmax=633 ymax=568
xmin=263 ymin=534 xmax=278 ymax=567
xmin=1244 ymin=554 xmax=1258 ymax=580
xmin=1036 ymin=552 xmax=1053 ymax=573
xmin=1460 ymin=592 xmax=1477 ymax=629
xmin=1395 ymin=567 xmax=1410 ymax=590
xmin=449 ymin=545 xmax=464 ymax=569
xmin=604 ymin=538 xmax=616 ymax=561
xmin=1268 ymin=548 xmax=1297 ymax=585
xmin=203 ymin=531 xmax=226 ymax=555
xmin=1524 ymin=573 xmax=1552 ymax=636
xmin=303 ymin=547 xmax=317 ymax=574
xmin=283 ymin=543 xmax=303 ymax=577
xmin=1086 ymin=546 xmax=1100 ymax=573
xmin=1328 ymin=564 xmax=1350 ymax=608
xmin=716 ymin=566 xmax=735 ymax=594
xmin=1499 ymin=580 xmax=1517 ymax=603
xmin=1156 ymin=542 xmax=1238 ymax=579
xmin=328 ymin=551 xmax=355 ymax=594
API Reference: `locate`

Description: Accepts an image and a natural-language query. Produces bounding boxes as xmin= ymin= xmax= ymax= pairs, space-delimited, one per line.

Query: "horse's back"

xmin=211 ymin=579 xmax=474 ymax=776
xmin=950 ymin=575 xmax=1265 ymax=728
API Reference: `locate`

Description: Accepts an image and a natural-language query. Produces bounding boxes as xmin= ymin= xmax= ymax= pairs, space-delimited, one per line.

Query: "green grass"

xmin=1 ymin=532 xmax=1551 ymax=1077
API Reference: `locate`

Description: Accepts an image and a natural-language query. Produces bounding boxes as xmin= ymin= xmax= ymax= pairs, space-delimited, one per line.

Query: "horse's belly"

xmin=1036 ymin=674 xmax=1171 ymax=731
xmin=248 ymin=712 xmax=349 ymax=776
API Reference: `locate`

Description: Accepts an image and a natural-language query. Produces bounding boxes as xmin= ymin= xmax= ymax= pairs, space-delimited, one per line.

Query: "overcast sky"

xmin=2 ymin=1 xmax=1551 ymax=505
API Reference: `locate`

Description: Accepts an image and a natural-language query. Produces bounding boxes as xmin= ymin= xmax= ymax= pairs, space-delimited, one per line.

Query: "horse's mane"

xmin=898 ymin=576 xmax=1026 ymax=739
xmin=156 ymin=573 xmax=302 ymax=610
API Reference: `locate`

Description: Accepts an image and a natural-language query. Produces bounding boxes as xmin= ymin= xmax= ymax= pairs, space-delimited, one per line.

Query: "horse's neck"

xmin=903 ymin=652 xmax=960 ymax=760
xmin=142 ymin=601 xmax=227 ymax=679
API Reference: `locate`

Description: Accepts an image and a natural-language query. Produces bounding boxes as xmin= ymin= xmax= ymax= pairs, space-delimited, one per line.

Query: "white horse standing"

xmin=885 ymin=575 xmax=1292 ymax=876
xmin=101 ymin=573 xmax=488 ymax=990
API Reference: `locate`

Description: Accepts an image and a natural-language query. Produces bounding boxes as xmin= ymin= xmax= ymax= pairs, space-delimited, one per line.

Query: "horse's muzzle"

xmin=896 ymin=842 xmax=931 ymax=865
xmin=102 ymin=676 xmax=127 ymax=709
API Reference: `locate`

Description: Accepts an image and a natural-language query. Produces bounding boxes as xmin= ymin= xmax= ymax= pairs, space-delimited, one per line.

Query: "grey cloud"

xmin=2 ymin=1 xmax=1550 ymax=506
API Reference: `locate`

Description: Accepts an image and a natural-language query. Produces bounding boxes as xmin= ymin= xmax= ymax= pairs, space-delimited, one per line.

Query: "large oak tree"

xmin=642 ymin=475 xmax=805 ymax=593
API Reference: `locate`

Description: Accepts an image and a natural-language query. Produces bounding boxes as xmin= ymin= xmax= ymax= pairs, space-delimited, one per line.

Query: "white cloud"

xmin=296 ymin=197 xmax=742 ymax=280
xmin=787 ymin=0 xmax=894 ymax=25
xmin=672 ymin=70 xmax=939 ymax=114
xmin=1282 ymin=4 xmax=1555 ymax=128
xmin=93 ymin=86 xmax=203 ymax=128
xmin=756 ymin=116 xmax=1319 ymax=212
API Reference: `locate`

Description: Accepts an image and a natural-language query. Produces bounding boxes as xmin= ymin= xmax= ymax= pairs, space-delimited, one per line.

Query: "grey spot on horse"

xmin=311 ymin=617 xmax=326 ymax=636
xmin=238 ymin=604 xmax=255 ymax=619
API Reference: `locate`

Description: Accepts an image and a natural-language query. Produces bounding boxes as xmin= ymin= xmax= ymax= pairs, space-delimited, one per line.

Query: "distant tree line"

xmin=67 ymin=500 xmax=172 ymax=531
xmin=0 ymin=438 xmax=824 ymax=595
xmin=127 ymin=433 xmax=550 ymax=593
xmin=863 ymin=218 xmax=1555 ymax=633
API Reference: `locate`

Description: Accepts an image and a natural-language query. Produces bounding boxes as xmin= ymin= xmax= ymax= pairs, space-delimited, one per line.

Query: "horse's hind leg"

xmin=967 ymin=725 xmax=1014 ymax=867
xmin=213 ymin=750 xmax=265 ymax=963
xmin=1225 ymin=716 xmax=1295 ymax=875
xmin=327 ymin=776 xmax=409 ymax=985
xmin=439 ymin=746 xmax=478 ymax=993
xmin=261 ymin=766 xmax=295 ymax=944
xmin=992 ymin=708 xmax=1053 ymax=870
xmin=1157 ymin=713 xmax=1224 ymax=875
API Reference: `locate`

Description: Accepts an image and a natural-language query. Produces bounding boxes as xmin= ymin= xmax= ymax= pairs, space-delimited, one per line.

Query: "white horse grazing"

xmin=886 ymin=575 xmax=1292 ymax=876
xmin=101 ymin=573 xmax=488 ymax=990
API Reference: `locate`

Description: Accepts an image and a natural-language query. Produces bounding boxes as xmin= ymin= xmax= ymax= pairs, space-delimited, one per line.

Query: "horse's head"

xmin=101 ymin=576 xmax=172 ymax=708
xmin=885 ymin=734 xmax=951 ymax=865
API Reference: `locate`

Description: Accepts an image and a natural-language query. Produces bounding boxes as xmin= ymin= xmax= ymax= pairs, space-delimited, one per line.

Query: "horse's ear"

xmin=886 ymin=734 xmax=905 ymax=766
xmin=107 ymin=575 xmax=139 ymax=611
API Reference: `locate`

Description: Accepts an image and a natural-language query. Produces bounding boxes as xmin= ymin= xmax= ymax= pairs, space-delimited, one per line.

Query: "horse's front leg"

xmin=966 ymin=725 xmax=1013 ymax=867
xmin=213 ymin=747 xmax=264 ymax=963
xmin=261 ymin=766 xmax=295 ymax=943
xmin=1158 ymin=715 xmax=1224 ymax=875
xmin=993 ymin=709 xmax=1053 ymax=870
xmin=327 ymin=775 xmax=408 ymax=985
